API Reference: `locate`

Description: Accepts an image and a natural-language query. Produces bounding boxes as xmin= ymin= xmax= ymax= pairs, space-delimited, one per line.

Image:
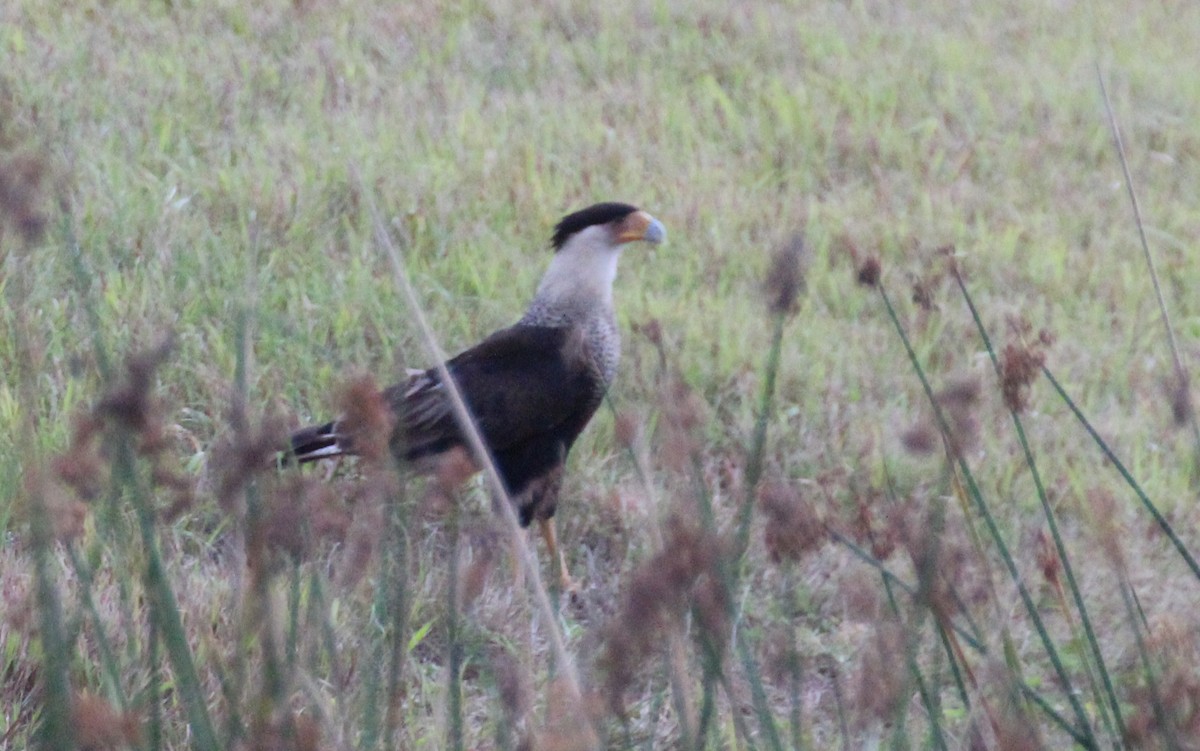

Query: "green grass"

xmin=4 ymin=0 xmax=1200 ymax=748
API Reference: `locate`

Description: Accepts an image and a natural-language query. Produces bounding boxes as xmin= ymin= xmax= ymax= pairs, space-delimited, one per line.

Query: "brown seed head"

xmin=241 ymin=712 xmax=321 ymax=751
xmin=765 ymin=234 xmax=808 ymax=316
xmin=936 ymin=244 xmax=960 ymax=277
xmin=900 ymin=423 xmax=937 ymax=455
xmin=51 ymin=412 xmax=107 ymax=501
xmin=852 ymin=621 xmax=908 ymax=726
xmin=1120 ymin=622 xmax=1200 ymax=748
xmin=96 ymin=339 xmax=173 ymax=435
xmin=536 ymin=677 xmax=601 ymax=751
xmin=1088 ymin=487 xmax=1126 ymax=573
xmin=635 ymin=317 xmax=664 ymax=349
xmin=613 ymin=410 xmax=640 ymax=451
xmin=900 ymin=508 xmax=957 ymax=623
xmin=152 ymin=464 xmax=197 ymax=522
xmin=935 ymin=377 xmax=981 ymax=457
xmin=985 ymin=663 xmax=1044 ymax=751
xmin=335 ymin=477 xmax=390 ymax=590
xmin=599 ymin=514 xmax=725 ymax=715
xmin=758 ymin=480 xmax=825 ymax=563
xmin=71 ymin=691 xmax=142 ymax=750
xmin=336 ymin=373 xmax=393 ymax=465
xmin=659 ymin=376 xmax=703 ymax=472
xmin=836 ymin=485 xmax=898 ymax=561
xmin=999 ymin=319 xmax=1052 ymax=414
xmin=856 ymin=256 xmax=881 ymax=287
xmin=433 ymin=445 xmax=478 ymax=495
xmin=839 ymin=567 xmax=885 ymax=623
xmin=212 ymin=416 xmax=289 ymax=512
xmin=490 ymin=648 xmax=534 ymax=724
xmin=1165 ymin=373 xmax=1193 ymax=428
xmin=1035 ymin=529 xmax=1060 ymax=587
xmin=0 ymin=152 xmax=49 ymax=244
xmin=259 ymin=475 xmax=325 ymax=562
xmin=25 ymin=470 xmax=88 ymax=544
xmin=308 ymin=480 xmax=351 ymax=545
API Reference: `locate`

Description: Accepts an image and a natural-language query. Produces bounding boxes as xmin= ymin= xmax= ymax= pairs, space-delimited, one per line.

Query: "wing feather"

xmin=386 ymin=324 xmax=606 ymax=461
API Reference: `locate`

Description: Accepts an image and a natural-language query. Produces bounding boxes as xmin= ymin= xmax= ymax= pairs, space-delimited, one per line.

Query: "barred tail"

xmin=287 ymin=421 xmax=343 ymax=463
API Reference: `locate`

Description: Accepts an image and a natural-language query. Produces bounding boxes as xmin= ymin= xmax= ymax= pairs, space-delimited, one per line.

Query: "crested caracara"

xmin=289 ymin=202 xmax=665 ymax=589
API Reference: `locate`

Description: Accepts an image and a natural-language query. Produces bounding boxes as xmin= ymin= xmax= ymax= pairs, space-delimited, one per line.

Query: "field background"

xmin=3 ymin=0 xmax=1200 ymax=749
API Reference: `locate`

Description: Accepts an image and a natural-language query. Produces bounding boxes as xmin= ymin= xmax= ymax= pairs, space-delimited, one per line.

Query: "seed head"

xmin=51 ymin=412 xmax=107 ymax=501
xmin=758 ymin=480 xmax=825 ymax=563
xmin=28 ymin=470 xmax=88 ymax=544
xmin=999 ymin=318 xmax=1053 ymax=414
xmin=71 ymin=691 xmax=141 ymax=750
xmin=0 ymin=152 xmax=49 ymax=244
xmin=856 ymin=256 xmax=881 ymax=287
xmin=96 ymin=338 xmax=174 ymax=435
xmin=765 ymin=234 xmax=807 ymax=316
xmin=599 ymin=515 xmax=725 ymax=715
xmin=1088 ymin=487 xmax=1126 ymax=573
xmin=852 ymin=620 xmax=907 ymax=726
xmin=336 ymin=372 xmax=393 ymax=465
xmin=536 ymin=678 xmax=600 ymax=751
xmin=243 ymin=712 xmax=321 ymax=751
xmin=1035 ymin=529 xmax=1060 ymax=587
xmin=612 ymin=411 xmax=640 ymax=451
xmin=900 ymin=423 xmax=937 ymax=455
xmin=1165 ymin=373 xmax=1193 ymax=428
xmin=985 ymin=663 xmax=1044 ymax=751
xmin=212 ymin=415 xmax=288 ymax=512
xmin=490 ymin=647 xmax=534 ymax=724
xmin=1121 ymin=620 xmax=1200 ymax=746
xmin=935 ymin=377 xmax=981 ymax=457
xmin=336 ymin=478 xmax=389 ymax=590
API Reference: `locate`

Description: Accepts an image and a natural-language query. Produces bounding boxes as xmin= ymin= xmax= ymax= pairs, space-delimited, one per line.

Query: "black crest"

xmin=551 ymin=202 xmax=638 ymax=251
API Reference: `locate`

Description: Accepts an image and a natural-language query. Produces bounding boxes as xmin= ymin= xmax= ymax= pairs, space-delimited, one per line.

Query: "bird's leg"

xmin=321 ymin=455 xmax=342 ymax=482
xmin=538 ymin=518 xmax=577 ymax=594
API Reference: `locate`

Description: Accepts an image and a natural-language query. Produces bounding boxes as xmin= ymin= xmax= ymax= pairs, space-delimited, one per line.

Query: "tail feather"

xmin=287 ymin=421 xmax=343 ymax=463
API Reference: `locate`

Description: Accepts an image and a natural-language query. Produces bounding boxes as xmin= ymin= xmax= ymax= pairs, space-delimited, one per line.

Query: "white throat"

xmin=532 ymin=225 xmax=621 ymax=314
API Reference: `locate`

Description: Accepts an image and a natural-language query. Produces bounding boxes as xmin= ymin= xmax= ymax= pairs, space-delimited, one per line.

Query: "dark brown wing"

xmin=386 ymin=324 xmax=608 ymax=476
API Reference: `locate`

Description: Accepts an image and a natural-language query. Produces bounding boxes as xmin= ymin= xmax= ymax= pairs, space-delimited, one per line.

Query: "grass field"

xmin=4 ymin=0 xmax=1200 ymax=748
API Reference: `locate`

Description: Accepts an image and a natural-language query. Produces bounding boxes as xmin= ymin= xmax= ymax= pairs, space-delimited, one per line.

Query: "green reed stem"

xmin=30 ymin=489 xmax=74 ymax=750
xmin=1043 ymin=367 xmax=1200 ymax=583
xmin=875 ymin=283 xmax=1096 ymax=749
xmin=65 ymin=546 xmax=126 ymax=711
xmin=1117 ymin=577 xmax=1180 ymax=751
xmin=1097 ymin=66 xmax=1200 ymax=482
xmin=952 ymin=272 xmax=1123 ymax=742
xmin=735 ymin=311 xmax=786 ymax=562
xmin=383 ymin=487 xmax=412 ymax=748
xmin=447 ymin=502 xmax=464 ymax=751
xmin=116 ymin=431 xmax=220 ymax=751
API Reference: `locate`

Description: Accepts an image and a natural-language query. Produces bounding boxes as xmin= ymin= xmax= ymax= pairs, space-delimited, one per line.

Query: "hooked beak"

xmin=616 ymin=210 xmax=667 ymax=245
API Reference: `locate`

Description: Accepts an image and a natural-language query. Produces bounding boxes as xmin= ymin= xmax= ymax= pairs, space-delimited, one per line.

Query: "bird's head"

xmin=550 ymin=202 xmax=666 ymax=251
xmin=536 ymin=202 xmax=666 ymax=311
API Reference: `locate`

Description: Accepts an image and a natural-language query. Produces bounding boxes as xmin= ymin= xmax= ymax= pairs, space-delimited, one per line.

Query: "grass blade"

xmin=1097 ymin=65 xmax=1200 ymax=479
xmin=1043 ymin=367 xmax=1200 ymax=583
xmin=29 ymin=487 xmax=75 ymax=750
xmin=873 ymin=281 xmax=1096 ymax=748
xmin=951 ymin=270 xmax=1124 ymax=741
xmin=117 ymin=433 xmax=220 ymax=751
xmin=352 ymin=164 xmax=586 ymax=711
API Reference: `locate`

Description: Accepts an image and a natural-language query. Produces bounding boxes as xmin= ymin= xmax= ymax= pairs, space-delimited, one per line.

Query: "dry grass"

xmin=4 ymin=0 xmax=1200 ymax=748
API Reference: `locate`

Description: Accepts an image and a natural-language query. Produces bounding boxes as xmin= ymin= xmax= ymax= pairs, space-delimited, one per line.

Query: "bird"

xmin=288 ymin=202 xmax=666 ymax=590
